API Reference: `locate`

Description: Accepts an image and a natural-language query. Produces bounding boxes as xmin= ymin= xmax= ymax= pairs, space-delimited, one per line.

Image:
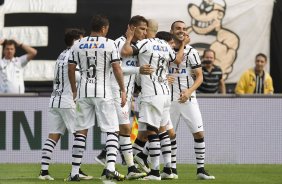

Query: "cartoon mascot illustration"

xmin=187 ymin=0 xmax=239 ymax=80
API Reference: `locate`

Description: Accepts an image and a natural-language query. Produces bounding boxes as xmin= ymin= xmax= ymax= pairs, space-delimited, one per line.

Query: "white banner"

xmin=1 ymin=96 xmax=282 ymax=164
xmin=132 ymin=0 xmax=274 ymax=83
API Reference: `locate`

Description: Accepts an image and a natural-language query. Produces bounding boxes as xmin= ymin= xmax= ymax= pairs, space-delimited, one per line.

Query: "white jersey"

xmin=111 ymin=36 xmax=138 ymax=100
xmin=69 ymin=36 xmax=120 ymax=99
xmin=49 ymin=48 xmax=75 ymax=108
xmin=0 ymin=55 xmax=28 ymax=94
xmin=169 ymin=45 xmax=202 ymax=101
xmin=134 ymin=38 xmax=176 ymax=97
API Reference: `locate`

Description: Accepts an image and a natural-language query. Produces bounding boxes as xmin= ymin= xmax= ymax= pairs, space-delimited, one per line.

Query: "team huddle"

xmin=38 ymin=15 xmax=215 ymax=181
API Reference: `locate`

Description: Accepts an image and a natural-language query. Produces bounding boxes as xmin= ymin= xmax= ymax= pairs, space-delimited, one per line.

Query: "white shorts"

xmin=138 ymin=95 xmax=171 ymax=131
xmin=166 ymin=118 xmax=174 ymax=130
xmin=114 ymin=98 xmax=131 ymax=125
xmin=170 ymin=98 xmax=203 ymax=133
xmin=75 ymin=97 xmax=119 ymax=132
xmin=48 ymin=108 xmax=76 ymax=134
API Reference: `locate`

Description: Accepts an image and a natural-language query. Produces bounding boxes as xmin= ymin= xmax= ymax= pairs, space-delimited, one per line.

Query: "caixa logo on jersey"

xmin=153 ymin=45 xmax=169 ymax=52
xmin=79 ymin=43 xmax=105 ymax=49
xmin=125 ymin=60 xmax=136 ymax=66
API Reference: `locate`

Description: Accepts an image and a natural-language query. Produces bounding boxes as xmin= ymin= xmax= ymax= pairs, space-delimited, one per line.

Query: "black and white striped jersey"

xmin=49 ymin=48 xmax=75 ymax=108
xmin=111 ymin=36 xmax=138 ymax=100
xmin=68 ymin=36 xmax=120 ymax=98
xmin=169 ymin=45 xmax=202 ymax=101
xmin=134 ymin=38 xmax=176 ymax=97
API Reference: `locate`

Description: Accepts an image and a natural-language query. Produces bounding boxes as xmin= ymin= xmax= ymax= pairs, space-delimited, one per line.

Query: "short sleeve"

xmin=110 ymin=41 xmax=121 ymax=63
xmin=188 ymin=48 xmax=201 ymax=69
xmin=18 ymin=55 xmax=28 ymax=67
xmin=68 ymin=46 xmax=77 ymax=65
xmin=136 ymin=39 xmax=149 ymax=55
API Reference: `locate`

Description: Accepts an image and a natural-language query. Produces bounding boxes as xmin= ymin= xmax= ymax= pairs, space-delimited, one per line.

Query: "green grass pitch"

xmin=0 ymin=164 xmax=282 ymax=184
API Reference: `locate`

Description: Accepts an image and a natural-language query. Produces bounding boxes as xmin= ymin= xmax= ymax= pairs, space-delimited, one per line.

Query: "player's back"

xmin=49 ymin=48 xmax=74 ymax=108
xmin=71 ymin=36 xmax=120 ymax=98
xmin=136 ymin=38 xmax=175 ymax=97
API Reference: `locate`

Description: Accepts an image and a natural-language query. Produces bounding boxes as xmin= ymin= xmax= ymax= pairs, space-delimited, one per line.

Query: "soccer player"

xmin=38 ymin=28 xmax=93 ymax=181
xmin=66 ymin=15 xmax=126 ymax=181
xmin=169 ymin=20 xmax=215 ymax=180
xmin=95 ymin=15 xmax=152 ymax=179
xmin=121 ymin=19 xmax=186 ymax=180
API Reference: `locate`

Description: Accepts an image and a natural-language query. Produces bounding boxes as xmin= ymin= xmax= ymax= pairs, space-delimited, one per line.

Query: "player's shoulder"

xmin=115 ymin=36 xmax=126 ymax=43
xmin=185 ymin=44 xmax=199 ymax=54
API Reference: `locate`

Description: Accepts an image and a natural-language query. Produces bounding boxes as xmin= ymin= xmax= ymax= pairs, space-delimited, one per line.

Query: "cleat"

xmin=38 ymin=175 xmax=54 ymax=181
xmin=134 ymin=154 xmax=151 ymax=174
xmin=160 ymin=167 xmax=174 ymax=180
xmin=172 ymin=168 xmax=178 ymax=179
xmin=64 ymin=173 xmax=80 ymax=181
xmin=38 ymin=170 xmax=54 ymax=181
xmin=197 ymin=167 xmax=215 ymax=180
xmin=160 ymin=172 xmax=174 ymax=180
xmin=141 ymin=170 xmax=161 ymax=180
xmin=142 ymin=174 xmax=161 ymax=181
xmin=79 ymin=169 xmax=93 ymax=180
xmin=101 ymin=169 xmax=125 ymax=181
xmin=126 ymin=166 xmax=147 ymax=180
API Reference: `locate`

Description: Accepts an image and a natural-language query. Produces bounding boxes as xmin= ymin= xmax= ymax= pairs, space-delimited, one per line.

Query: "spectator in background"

xmin=235 ymin=53 xmax=274 ymax=94
xmin=0 ymin=39 xmax=37 ymax=94
xmin=197 ymin=49 xmax=226 ymax=94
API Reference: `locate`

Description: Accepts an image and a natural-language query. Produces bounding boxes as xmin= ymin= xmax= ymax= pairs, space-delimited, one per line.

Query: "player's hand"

xmin=72 ymin=91 xmax=77 ymax=101
xmin=125 ymin=25 xmax=136 ymax=41
xmin=182 ymin=33 xmax=190 ymax=45
xmin=178 ymin=89 xmax=192 ymax=103
xmin=167 ymin=75 xmax=175 ymax=85
xmin=120 ymin=91 xmax=127 ymax=107
xmin=0 ymin=39 xmax=6 ymax=45
xmin=139 ymin=64 xmax=154 ymax=75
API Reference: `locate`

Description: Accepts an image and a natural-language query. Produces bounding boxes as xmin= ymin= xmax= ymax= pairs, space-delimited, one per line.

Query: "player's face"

xmin=134 ymin=21 xmax=147 ymax=41
xmin=3 ymin=44 xmax=16 ymax=60
xmin=203 ymin=51 xmax=215 ymax=62
xmin=170 ymin=22 xmax=187 ymax=42
xmin=255 ymin=56 xmax=266 ymax=73
xmin=101 ymin=25 xmax=109 ymax=37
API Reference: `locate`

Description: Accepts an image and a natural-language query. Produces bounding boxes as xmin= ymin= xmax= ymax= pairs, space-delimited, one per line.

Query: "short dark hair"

xmin=256 ymin=53 xmax=267 ymax=61
xmin=3 ymin=39 xmax=17 ymax=48
xmin=90 ymin=15 xmax=109 ymax=32
xmin=203 ymin=49 xmax=216 ymax=58
xmin=156 ymin=31 xmax=173 ymax=42
xmin=170 ymin=20 xmax=185 ymax=30
xmin=128 ymin=15 xmax=148 ymax=27
xmin=64 ymin=28 xmax=85 ymax=47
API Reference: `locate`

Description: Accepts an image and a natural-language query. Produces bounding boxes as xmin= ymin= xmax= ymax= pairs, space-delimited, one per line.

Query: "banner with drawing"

xmin=132 ymin=0 xmax=274 ymax=83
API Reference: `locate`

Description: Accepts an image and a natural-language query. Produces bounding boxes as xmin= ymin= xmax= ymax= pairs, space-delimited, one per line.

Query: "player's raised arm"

xmin=174 ymin=34 xmax=190 ymax=65
xmin=120 ymin=25 xmax=136 ymax=57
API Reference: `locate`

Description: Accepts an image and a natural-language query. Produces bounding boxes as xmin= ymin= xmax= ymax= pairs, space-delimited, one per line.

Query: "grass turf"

xmin=0 ymin=164 xmax=282 ymax=184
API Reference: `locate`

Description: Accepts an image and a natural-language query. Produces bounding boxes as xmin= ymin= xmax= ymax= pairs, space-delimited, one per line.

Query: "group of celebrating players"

xmin=38 ymin=14 xmax=215 ymax=181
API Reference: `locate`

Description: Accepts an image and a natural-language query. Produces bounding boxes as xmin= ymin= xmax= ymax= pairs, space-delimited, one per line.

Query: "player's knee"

xmin=119 ymin=124 xmax=131 ymax=135
xmin=147 ymin=124 xmax=158 ymax=134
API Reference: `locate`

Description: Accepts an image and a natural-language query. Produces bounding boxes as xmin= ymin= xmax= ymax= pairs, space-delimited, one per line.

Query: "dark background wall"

xmin=5 ymin=0 xmax=132 ymax=60
xmin=271 ymin=0 xmax=282 ymax=93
